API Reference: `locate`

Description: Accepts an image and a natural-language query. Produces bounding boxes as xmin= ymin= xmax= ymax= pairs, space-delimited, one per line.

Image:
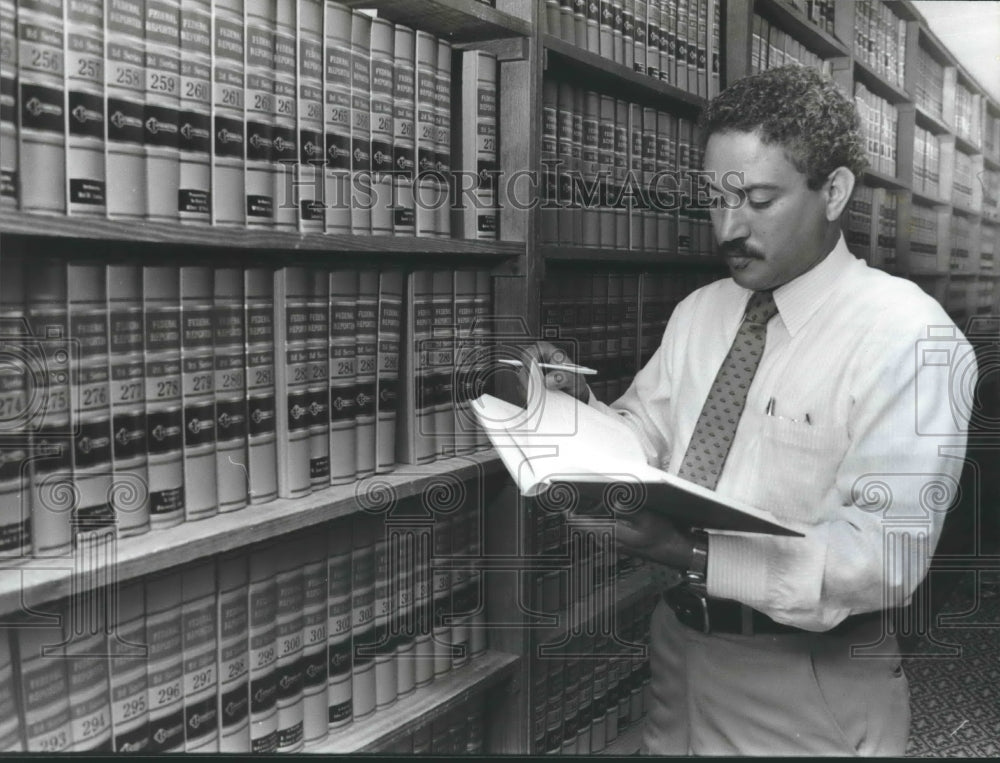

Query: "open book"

xmin=472 ymin=374 xmax=802 ymax=537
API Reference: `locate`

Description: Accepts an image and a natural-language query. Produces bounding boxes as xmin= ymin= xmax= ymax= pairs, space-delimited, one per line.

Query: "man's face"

xmin=704 ymin=130 xmax=832 ymax=291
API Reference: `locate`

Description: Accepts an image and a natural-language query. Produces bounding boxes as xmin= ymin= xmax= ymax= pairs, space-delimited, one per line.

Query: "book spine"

xmin=641 ymin=105 xmax=657 ymax=250
xmin=390 ymin=520 xmax=415 ymax=699
xmin=571 ymin=85 xmax=583 ymax=243
xmin=611 ymin=0 xmax=624 ymax=65
xmin=450 ymin=507 xmax=472 ymax=669
xmin=181 ymin=560 xmax=220 ymax=752
xmin=213 ymin=267 xmax=249 ymax=512
xmin=414 ymin=30 xmax=436 ymax=238
xmin=328 ymin=269 xmax=358 ymax=484
xmin=589 ymin=272 xmax=609 ymax=401
xmin=14 ymin=620 xmax=72 ymax=752
xmin=322 ymin=0 xmax=350 ymax=234
xmin=398 ymin=269 xmax=435 ymax=465
xmin=272 ymin=0 xmax=297 ymax=230
xmin=392 ymin=23 xmax=415 ymax=235
xmin=107 ymin=581 xmax=149 ymax=752
xmin=434 ymin=38 xmax=451 ymax=238
xmin=709 ymin=0 xmax=718 ymax=95
xmin=597 ymin=93 xmax=614 ymax=248
xmin=621 ymin=272 xmax=639 ymax=390
xmin=656 ymin=110 xmax=675 ymax=251
xmin=67 ymin=261 xmax=115 ymax=541
xmin=349 ymin=9 xmax=371 ymax=234
xmin=178 ymin=0 xmax=212 ymax=223
xmin=412 ymin=515 xmax=434 ymax=687
xmin=61 ymin=606 xmax=113 ymax=752
xmin=244 ymin=0 xmax=275 ymax=226
xmin=243 ymin=268 xmax=278 ymax=504
xmin=472 ymin=269 xmax=491 ymax=451
xmin=373 ymin=517 xmax=398 ymax=709
xmin=461 ymin=50 xmax=498 ymax=240
xmin=540 ymin=78 xmax=558 ymax=245
xmin=369 ymin=18 xmax=393 ymax=236
xmin=663 ymin=0 xmax=675 ymax=83
xmin=354 ymin=269 xmax=378 ymax=478
xmin=295 ymin=0 xmax=324 ymax=231
xmin=307 ymin=270 xmax=331 ymax=488
xmin=580 ymin=89 xmax=599 ymax=246
xmin=326 ymin=515 xmax=353 ymax=728
xmin=274 ymin=538 xmax=306 ymax=752
xmin=674 ymin=0 xmax=686 ymax=88
xmin=696 ymin=0 xmax=707 ymax=97
xmin=300 ymin=531 xmax=329 ymax=744
xmin=211 ymin=0 xmax=245 ymax=227
xmin=432 ymin=508 xmax=453 ymax=678
xmin=573 ymin=0 xmax=586 ymax=46
xmin=273 ymin=266 xmax=311 ymax=498
xmin=622 ymin=0 xmax=634 ymax=68
xmin=26 ymin=261 xmax=72 ymax=557
xmin=247 ymin=545 xmax=279 ymax=753
xmin=376 ymin=269 xmax=402 ymax=472
xmin=180 ymin=265 xmax=218 ymax=521
xmin=0 ymin=255 xmax=30 ymax=558
xmin=586 ymin=0 xmax=600 ymax=53
xmin=599 ymin=0 xmax=612 ymax=59
xmin=605 ymin=272 xmax=622 ymax=400
xmin=452 ymin=269 xmax=476 ymax=455
xmin=467 ymin=499 xmax=486 ymax=657
xmin=351 ymin=513 xmax=378 ymax=720
xmin=0 ymin=0 xmax=17 ymax=209
xmin=633 ymin=0 xmax=647 ymax=73
xmin=216 ymin=551 xmax=251 ymax=752
xmin=65 ymin=0 xmax=105 ymax=216
xmin=628 ymin=102 xmax=642 ymax=250
xmin=18 ymin=0 xmax=66 ymax=213
xmin=556 ymin=81 xmax=574 ymax=245
xmin=142 ymin=265 xmax=185 ymax=529
xmin=145 ymin=571 xmax=186 ymax=752
xmin=646 ymin=0 xmax=660 ymax=78
xmin=613 ymin=98 xmax=628 ymax=249
xmin=430 ymin=269 xmax=454 ymax=461
xmin=143 ymin=0 xmax=180 ymax=222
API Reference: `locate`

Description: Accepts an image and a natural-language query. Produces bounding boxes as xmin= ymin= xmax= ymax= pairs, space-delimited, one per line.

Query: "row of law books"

xmin=380 ymin=695 xmax=487 ymax=754
xmin=540 ymin=78 xmax=713 ymax=255
xmin=853 ymin=0 xmax=906 ymax=89
xmin=750 ymin=12 xmax=832 ymax=76
xmin=855 ymin=82 xmax=898 ymax=179
xmin=913 ymin=126 xmax=942 ymax=200
xmin=0 ymin=0 xmax=499 ymax=240
xmin=782 ymin=0 xmax=835 ymax=33
xmin=529 ymin=593 xmax=656 ymax=754
xmin=0 ymin=255 xmax=493 ymax=558
xmin=542 ymin=0 xmax=720 ymax=99
xmin=909 ymin=202 xmax=941 ymax=269
xmin=2 ymin=508 xmax=487 ymax=753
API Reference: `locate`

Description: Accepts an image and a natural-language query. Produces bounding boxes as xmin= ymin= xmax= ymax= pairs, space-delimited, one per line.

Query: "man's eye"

xmin=748 ymin=197 xmax=774 ymax=209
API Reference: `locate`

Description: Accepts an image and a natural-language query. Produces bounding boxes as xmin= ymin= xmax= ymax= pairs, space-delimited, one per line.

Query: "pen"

xmin=765 ymin=397 xmax=775 ymax=416
xmin=498 ymin=359 xmax=598 ymax=376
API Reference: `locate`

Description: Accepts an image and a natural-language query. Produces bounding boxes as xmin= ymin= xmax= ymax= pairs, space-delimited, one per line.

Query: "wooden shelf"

xmin=541 ymin=245 xmax=726 ymax=269
xmin=954 ymin=131 xmax=981 ymax=157
xmin=599 ymin=716 xmax=646 ymax=755
xmin=0 ymin=450 xmax=503 ymax=616
xmin=915 ymin=103 xmax=950 ymax=136
xmin=542 ymin=35 xmax=704 ymax=114
xmin=951 ymin=201 xmax=981 ymax=219
xmin=306 ymin=649 xmax=520 ymax=753
xmin=755 ymin=0 xmax=851 ymax=59
xmin=911 ymin=188 xmax=949 ymax=207
xmin=984 ymin=154 xmax=1000 ymax=172
xmin=862 ymin=168 xmax=910 ymax=192
xmin=853 ymin=58 xmax=909 ymax=105
xmin=340 ymin=0 xmax=530 ymax=43
xmin=0 ymin=211 xmax=525 ymax=259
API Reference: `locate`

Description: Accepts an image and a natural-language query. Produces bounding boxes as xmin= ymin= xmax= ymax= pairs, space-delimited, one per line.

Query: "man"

xmin=539 ymin=65 xmax=974 ymax=755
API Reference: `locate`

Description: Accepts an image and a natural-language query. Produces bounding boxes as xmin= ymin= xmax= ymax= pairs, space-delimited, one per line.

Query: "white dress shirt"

xmin=594 ymin=235 xmax=975 ymax=631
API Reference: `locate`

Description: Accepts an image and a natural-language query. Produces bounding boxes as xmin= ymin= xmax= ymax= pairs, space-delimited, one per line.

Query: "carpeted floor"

xmin=904 ymin=571 xmax=1000 ymax=757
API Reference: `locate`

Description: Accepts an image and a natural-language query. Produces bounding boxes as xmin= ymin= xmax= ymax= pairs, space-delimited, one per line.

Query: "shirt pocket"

xmin=751 ymin=411 xmax=850 ymax=522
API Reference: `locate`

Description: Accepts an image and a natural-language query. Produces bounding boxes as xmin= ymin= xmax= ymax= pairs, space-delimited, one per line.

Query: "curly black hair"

xmin=697 ymin=65 xmax=868 ymax=190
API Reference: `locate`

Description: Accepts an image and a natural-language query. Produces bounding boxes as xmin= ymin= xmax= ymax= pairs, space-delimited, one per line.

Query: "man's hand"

xmin=515 ymin=341 xmax=591 ymax=403
xmin=614 ymin=509 xmax=695 ymax=571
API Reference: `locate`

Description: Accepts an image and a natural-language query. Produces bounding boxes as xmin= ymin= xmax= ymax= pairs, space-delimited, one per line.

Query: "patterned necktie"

xmin=677 ymin=290 xmax=779 ymax=490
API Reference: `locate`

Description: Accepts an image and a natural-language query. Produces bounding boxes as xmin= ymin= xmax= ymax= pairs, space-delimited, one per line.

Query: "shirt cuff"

xmin=706 ymin=533 xmax=769 ymax=604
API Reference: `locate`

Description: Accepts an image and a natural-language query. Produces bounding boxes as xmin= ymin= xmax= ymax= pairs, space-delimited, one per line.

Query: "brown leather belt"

xmin=663 ymin=585 xmax=887 ymax=636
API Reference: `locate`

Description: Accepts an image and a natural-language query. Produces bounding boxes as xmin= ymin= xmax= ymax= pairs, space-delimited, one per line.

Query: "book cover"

xmin=634 ymin=0 xmax=647 ymax=74
xmin=392 ymin=512 xmax=416 ymax=698
xmin=61 ymin=601 xmax=113 ymax=752
xmin=65 ymin=0 xmax=106 ymax=216
xmin=695 ymin=0 xmax=707 ymax=97
xmin=247 ymin=545 xmax=279 ymax=753
xmin=213 ymin=267 xmax=249 ymax=513
xmin=414 ymin=30 xmax=437 ymax=238
xmin=326 ymin=516 xmax=353 ymax=728
xmin=243 ymin=267 xmax=278 ymax=504
xmin=611 ymin=0 xmax=624 ymax=66
xmin=570 ymin=85 xmax=583 ymax=244
xmin=452 ymin=269 xmax=477 ymax=454
xmin=145 ymin=570 xmax=186 ymax=753
xmin=540 ymin=78 xmax=558 ymax=245
xmin=143 ymin=0 xmax=181 ymax=223
xmin=354 ymin=269 xmax=378 ymax=478
xmin=674 ymin=0 xmax=687 ymax=90
xmin=0 ymin=0 xmax=17 ymax=209
xmin=300 ymin=531 xmax=329 ymax=744
xmin=322 ymin=0 xmax=351 ymax=234
xmin=646 ymin=0 xmax=661 ymax=78
xmin=180 ymin=265 xmax=218 ymax=521
xmin=67 ymin=261 xmax=115 ymax=542
xmin=13 ymin=615 xmax=72 ymax=752
xmin=351 ymin=513 xmax=378 ymax=720
xmin=372 ymin=516 xmax=398 ymax=709
xmin=573 ymin=0 xmax=587 ymax=47
xmin=556 ymin=81 xmax=574 ymax=246
xmin=597 ymin=93 xmax=615 ymax=249
xmin=273 ymin=266 xmax=311 ymax=498
xmin=0 ymin=255 xmax=30 ymax=558
xmin=434 ymin=38 xmax=451 ymax=238
xmin=272 ymin=0 xmax=297 ymax=230
xmin=349 ymin=9 xmax=372 ymax=235
xmin=370 ymin=18 xmax=394 ymax=236
xmin=26 ymin=260 xmax=73 ymax=557
xmin=143 ymin=265 xmax=185 ymax=529
xmin=457 ymin=50 xmax=498 ymax=240
xmin=210 ymin=0 xmax=245 ymax=227
xmin=628 ymin=102 xmax=642 ymax=250
xmin=376 ymin=269 xmax=403 ymax=473
xmin=412 ymin=511 xmax=434 ymax=687
xmin=397 ymin=269 xmax=436 ymax=465
xmin=181 ymin=560 xmax=220 ymax=752
xmin=328 ymin=269 xmax=358 ymax=485
xmin=273 ymin=538 xmax=305 ymax=753
xmin=216 ymin=551 xmax=251 ymax=752
xmin=656 ymin=110 xmax=676 ymax=252
xmin=599 ymin=0 xmax=613 ymax=60
xmin=295 ymin=0 xmax=325 ymax=231
xmin=586 ymin=0 xmax=600 ymax=54
xmin=641 ymin=105 xmax=657 ymax=250
xmin=178 ymin=0 xmax=212 ymax=224
xmin=580 ymin=89 xmax=599 ymax=247
xmin=613 ymin=98 xmax=628 ymax=249
xmin=472 ymin=269 xmax=492 ymax=451
xmin=306 ymin=271 xmax=330 ymax=489
xmin=244 ymin=0 xmax=276 ymax=227
xmin=429 ymin=269 xmax=454 ymax=461
xmin=622 ymin=0 xmax=634 ymax=68
xmin=107 ymin=580 xmax=149 ymax=752
xmin=392 ymin=23 xmax=416 ymax=236
xmin=18 ymin=0 xmax=66 ymax=213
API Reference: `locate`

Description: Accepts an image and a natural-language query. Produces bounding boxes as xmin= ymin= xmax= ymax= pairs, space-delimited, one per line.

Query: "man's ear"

xmin=824 ymin=167 xmax=856 ymax=222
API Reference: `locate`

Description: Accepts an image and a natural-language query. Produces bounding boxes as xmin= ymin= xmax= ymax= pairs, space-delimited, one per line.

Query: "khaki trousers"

xmin=642 ymin=598 xmax=911 ymax=756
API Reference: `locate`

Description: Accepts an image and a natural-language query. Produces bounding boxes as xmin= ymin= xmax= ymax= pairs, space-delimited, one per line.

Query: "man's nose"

xmin=712 ymin=204 xmax=750 ymax=243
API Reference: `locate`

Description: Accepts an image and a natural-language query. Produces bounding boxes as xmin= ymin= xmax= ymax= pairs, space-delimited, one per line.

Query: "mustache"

xmin=718 ymin=240 xmax=765 ymax=259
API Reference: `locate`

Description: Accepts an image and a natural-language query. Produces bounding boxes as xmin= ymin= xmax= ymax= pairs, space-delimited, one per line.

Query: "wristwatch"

xmin=685 ymin=529 xmax=709 ymax=586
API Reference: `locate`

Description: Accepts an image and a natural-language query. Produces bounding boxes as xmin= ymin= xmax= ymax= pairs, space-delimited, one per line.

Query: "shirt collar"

xmin=764 ymin=234 xmax=857 ymax=337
